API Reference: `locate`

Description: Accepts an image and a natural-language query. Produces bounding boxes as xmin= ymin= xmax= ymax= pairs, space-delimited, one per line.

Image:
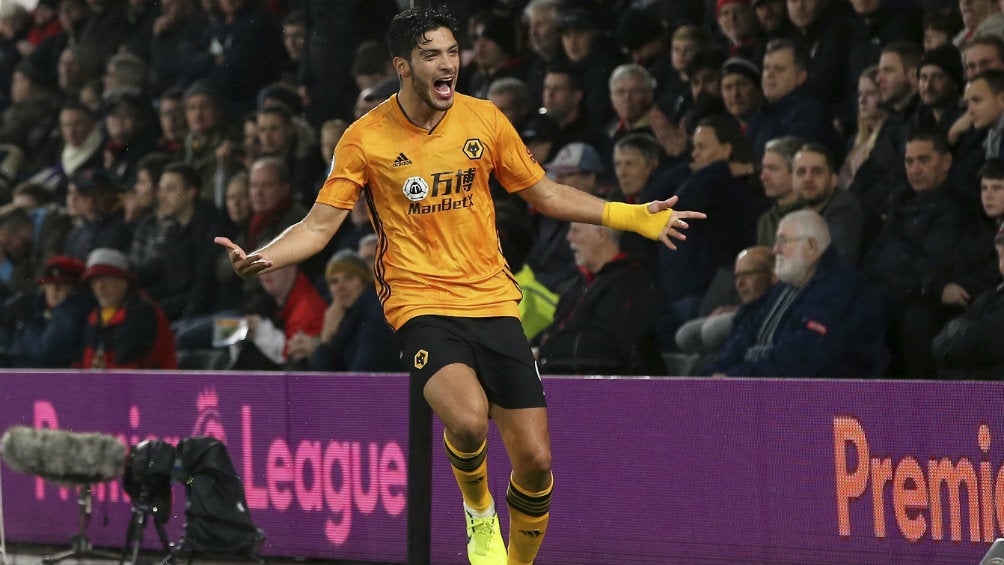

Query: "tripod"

xmin=120 ymin=489 xmax=172 ymax=565
xmin=42 ymin=484 xmax=121 ymax=564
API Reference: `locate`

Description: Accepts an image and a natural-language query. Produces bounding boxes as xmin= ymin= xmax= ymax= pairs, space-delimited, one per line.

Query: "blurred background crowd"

xmin=0 ymin=0 xmax=1000 ymax=379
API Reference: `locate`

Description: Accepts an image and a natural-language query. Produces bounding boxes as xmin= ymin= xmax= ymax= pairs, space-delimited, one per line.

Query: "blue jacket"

xmin=308 ymin=288 xmax=402 ymax=373
xmin=3 ymin=289 xmax=95 ymax=368
xmin=710 ymin=246 xmax=887 ymax=377
xmin=654 ymin=161 xmax=765 ymax=301
xmin=746 ymin=86 xmax=839 ymax=160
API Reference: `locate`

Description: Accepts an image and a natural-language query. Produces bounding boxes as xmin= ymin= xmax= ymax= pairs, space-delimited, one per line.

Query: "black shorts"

xmin=395 ymin=315 xmax=546 ymax=409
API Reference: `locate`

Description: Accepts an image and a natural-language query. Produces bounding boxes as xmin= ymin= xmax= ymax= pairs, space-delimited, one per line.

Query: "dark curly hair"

xmin=386 ymin=7 xmax=460 ymax=60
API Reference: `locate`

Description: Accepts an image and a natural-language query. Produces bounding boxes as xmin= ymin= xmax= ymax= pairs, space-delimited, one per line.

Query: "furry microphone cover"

xmin=0 ymin=425 xmax=126 ymax=485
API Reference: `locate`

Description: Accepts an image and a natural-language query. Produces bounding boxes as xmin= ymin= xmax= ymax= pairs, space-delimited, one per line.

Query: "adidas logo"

xmin=519 ymin=529 xmax=543 ymax=538
xmin=392 ymin=152 xmax=412 ymax=167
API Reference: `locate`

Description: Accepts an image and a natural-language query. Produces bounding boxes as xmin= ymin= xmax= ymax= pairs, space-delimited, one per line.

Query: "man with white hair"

xmin=710 ymin=210 xmax=886 ymax=377
xmin=606 ymin=63 xmax=658 ymax=142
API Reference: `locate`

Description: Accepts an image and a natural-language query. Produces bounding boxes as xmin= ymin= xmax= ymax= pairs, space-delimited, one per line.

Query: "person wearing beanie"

xmin=0 ymin=255 xmax=94 ymax=368
xmin=459 ymin=12 xmax=528 ymax=100
xmin=721 ymin=56 xmax=765 ymax=127
xmin=911 ymin=43 xmax=964 ymax=135
xmin=78 ymin=248 xmax=177 ymax=370
xmin=286 ymin=250 xmax=401 ymax=373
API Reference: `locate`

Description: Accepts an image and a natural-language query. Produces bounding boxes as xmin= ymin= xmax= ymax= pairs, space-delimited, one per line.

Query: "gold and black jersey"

xmin=316 ymin=93 xmax=546 ymax=330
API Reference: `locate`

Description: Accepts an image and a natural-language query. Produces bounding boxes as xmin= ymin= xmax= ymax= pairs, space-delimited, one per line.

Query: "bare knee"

xmin=444 ymin=409 xmax=490 ymax=451
xmin=511 ymin=445 xmax=552 ymax=490
xmin=424 ymin=363 xmax=490 ymax=451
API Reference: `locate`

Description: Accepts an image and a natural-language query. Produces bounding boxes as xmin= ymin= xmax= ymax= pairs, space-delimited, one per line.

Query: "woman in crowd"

xmin=838 ymin=66 xmax=887 ymax=190
xmin=287 ymin=250 xmax=400 ymax=373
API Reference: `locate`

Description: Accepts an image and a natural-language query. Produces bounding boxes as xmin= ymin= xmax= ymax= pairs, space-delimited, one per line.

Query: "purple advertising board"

xmin=0 ymin=371 xmax=998 ymax=564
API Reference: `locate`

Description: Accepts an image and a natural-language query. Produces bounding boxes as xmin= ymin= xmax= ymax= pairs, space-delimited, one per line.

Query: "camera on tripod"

xmin=121 ymin=439 xmax=176 ymax=565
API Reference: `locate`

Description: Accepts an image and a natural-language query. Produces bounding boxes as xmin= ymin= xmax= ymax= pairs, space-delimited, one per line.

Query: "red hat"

xmin=717 ymin=0 xmax=750 ymax=16
xmin=82 ymin=248 xmax=134 ymax=282
xmin=34 ymin=255 xmax=85 ymax=285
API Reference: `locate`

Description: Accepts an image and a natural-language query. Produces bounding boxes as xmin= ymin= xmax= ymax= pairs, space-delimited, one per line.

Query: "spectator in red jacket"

xmin=231 ymin=263 xmax=325 ymax=370
xmin=78 ymin=247 xmax=176 ymax=369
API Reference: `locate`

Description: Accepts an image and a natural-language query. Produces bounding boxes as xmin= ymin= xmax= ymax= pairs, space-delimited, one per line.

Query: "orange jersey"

xmin=316 ymin=93 xmax=546 ymax=329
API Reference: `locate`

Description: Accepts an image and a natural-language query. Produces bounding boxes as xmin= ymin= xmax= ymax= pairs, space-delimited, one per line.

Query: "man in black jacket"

xmin=536 ymin=221 xmax=663 ymax=375
xmin=933 ymin=230 xmax=1004 ymax=378
xmin=861 ymin=130 xmax=965 ymax=378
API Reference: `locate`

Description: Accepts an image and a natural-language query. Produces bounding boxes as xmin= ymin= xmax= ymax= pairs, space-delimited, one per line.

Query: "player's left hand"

xmin=647 ymin=195 xmax=707 ymax=250
xmin=214 ymin=236 xmax=273 ymax=279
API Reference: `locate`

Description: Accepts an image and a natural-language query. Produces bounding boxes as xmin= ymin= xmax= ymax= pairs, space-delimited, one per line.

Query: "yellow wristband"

xmin=601 ymin=201 xmax=674 ymax=240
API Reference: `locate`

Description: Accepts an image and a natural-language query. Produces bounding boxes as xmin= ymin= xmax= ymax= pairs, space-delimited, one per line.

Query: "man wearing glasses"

xmin=709 ymin=210 xmax=886 ymax=378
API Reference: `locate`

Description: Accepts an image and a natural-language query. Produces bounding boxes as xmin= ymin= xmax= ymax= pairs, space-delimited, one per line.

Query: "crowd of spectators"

xmin=0 ymin=0 xmax=1000 ymax=378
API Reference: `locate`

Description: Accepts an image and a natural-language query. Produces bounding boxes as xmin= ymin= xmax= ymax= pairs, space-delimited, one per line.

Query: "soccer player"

xmin=216 ymin=7 xmax=704 ymax=565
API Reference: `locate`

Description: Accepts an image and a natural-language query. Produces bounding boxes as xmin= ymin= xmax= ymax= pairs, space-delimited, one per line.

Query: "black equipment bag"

xmin=173 ymin=436 xmax=264 ymax=553
xmin=122 ymin=439 xmax=176 ymax=522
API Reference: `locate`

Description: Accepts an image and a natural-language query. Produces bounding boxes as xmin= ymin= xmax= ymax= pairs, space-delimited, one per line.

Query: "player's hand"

xmin=214 ymin=236 xmax=272 ymax=279
xmin=647 ymin=195 xmax=707 ymax=251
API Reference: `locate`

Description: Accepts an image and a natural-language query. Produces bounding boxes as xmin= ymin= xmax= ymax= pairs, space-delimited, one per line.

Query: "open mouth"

xmin=434 ymin=77 xmax=453 ymax=98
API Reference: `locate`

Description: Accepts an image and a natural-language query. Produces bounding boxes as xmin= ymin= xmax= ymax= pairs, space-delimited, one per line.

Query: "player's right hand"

xmin=214 ymin=236 xmax=273 ymax=279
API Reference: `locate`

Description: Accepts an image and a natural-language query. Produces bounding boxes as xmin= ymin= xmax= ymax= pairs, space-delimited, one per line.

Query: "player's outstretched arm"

xmin=215 ymin=202 xmax=350 ymax=278
xmin=520 ymin=176 xmax=706 ymax=250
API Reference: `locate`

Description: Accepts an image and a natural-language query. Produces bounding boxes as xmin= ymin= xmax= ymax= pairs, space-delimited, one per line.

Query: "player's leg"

xmin=425 ymin=362 xmax=493 ymax=512
xmin=491 ymin=405 xmax=552 ymax=565
xmin=424 ymin=362 xmax=506 ymax=564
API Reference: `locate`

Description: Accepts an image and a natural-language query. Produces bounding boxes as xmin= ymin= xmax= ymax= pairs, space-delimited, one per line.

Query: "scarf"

xmin=61 ymin=128 xmax=103 ymax=176
xmin=247 ymin=195 xmax=293 ymax=248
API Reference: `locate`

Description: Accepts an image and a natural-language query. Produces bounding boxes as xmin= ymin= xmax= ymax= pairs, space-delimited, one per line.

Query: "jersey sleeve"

xmin=315 ymin=128 xmax=366 ymax=209
xmin=489 ymin=105 xmax=546 ymax=193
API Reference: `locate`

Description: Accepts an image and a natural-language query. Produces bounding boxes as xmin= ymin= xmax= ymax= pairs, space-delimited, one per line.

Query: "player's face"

xmin=402 ymin=27 xmax=460 ymax=113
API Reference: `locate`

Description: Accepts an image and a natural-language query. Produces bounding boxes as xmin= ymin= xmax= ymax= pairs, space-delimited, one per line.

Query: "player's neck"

xmin=398 ymin=89 xmax=446 ymax=131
